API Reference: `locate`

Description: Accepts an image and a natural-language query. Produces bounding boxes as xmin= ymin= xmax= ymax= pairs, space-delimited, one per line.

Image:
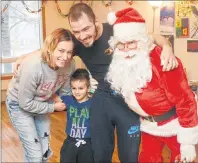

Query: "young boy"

xmin=58 ymin=68 xmax=93 ymax=163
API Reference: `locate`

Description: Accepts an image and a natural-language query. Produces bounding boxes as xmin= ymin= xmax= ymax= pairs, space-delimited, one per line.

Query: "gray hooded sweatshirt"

xmin=7 ymin=52 xmax=75 ymax=114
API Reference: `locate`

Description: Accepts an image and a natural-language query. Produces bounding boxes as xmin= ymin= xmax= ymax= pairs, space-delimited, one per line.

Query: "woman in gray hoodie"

xmin=6 ymin=28 xmax=76 ymax=162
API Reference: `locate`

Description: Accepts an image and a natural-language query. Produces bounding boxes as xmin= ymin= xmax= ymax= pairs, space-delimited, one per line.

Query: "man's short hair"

xmin=68 ymin=3 xmax=96 ymax=23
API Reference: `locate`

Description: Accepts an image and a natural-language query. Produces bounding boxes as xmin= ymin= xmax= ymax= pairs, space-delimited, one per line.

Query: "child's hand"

xmin=54 ymin=102 xmax=66 ymax=112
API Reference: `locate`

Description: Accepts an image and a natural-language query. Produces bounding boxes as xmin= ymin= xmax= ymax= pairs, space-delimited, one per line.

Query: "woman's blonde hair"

xmin=41 ymin=28 xmax=73 ymax=68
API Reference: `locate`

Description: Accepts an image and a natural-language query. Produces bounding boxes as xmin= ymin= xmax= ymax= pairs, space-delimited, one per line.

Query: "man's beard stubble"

xmin=83 ymin=25 xmax=98 ymax=48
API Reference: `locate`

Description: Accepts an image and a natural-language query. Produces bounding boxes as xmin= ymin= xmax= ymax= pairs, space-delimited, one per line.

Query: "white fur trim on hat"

xmin=107 ymin=12 xmax=117 ymax=25
xmin=114 ymin=22 xmax=147 ymax=40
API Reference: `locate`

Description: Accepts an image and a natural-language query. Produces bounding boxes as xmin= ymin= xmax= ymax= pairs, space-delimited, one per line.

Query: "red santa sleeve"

xmin=152 ymin=46 xmax=198 ymax=145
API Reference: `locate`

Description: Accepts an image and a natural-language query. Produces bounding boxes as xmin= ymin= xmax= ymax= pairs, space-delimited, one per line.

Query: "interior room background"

xmin=1 ymin=1 xmax=198 ymax=102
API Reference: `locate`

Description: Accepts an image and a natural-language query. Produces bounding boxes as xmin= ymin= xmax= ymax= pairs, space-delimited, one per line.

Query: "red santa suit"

xmin=133 ymin=46 xmax=198 ymax=162
xmin=107 ymin=7 xmax=198 ymax=163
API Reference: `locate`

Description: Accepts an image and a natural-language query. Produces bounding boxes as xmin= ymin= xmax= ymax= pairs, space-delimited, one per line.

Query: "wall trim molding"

xmin=1 ymin=74 xmax=13 ymax=80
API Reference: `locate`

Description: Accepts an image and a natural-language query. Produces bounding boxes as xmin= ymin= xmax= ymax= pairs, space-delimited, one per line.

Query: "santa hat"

xmin=107 ymin=8 xmax=147 ymax=40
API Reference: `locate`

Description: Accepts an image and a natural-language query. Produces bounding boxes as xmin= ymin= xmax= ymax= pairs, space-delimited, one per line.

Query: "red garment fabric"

xmin=139 ymin=132 xmax=180 ymax=163
xmin=135 ymin=46 xmax=198 ymax=128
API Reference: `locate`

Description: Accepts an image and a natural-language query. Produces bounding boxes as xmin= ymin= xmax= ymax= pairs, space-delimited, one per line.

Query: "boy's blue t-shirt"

xmin=61 ymin=96 xmax=91 ymax=139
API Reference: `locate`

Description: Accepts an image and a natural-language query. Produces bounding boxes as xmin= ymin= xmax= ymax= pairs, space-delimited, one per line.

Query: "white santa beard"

xmin=106 ymin=47 xmax=152 ymax=99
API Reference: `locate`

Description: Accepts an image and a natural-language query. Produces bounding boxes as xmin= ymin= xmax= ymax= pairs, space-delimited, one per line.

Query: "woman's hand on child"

xmin=54 ymin=102 xmax=66 ymax=112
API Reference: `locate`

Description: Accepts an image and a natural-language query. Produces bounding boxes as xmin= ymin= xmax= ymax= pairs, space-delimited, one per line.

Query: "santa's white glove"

xmin=180 ymin=144 xmax=196 ymax=162
xmin=89 ymin=78 xmax=98 ymax=94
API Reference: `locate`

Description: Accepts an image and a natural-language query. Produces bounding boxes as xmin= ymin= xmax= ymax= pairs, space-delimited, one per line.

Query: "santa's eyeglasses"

xmin=116 ymin=41 xmax=138 ymax=50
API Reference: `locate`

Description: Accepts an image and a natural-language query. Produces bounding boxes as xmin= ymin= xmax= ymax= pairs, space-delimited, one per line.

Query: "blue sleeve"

xmin=60 ymin=96 xmax=72 ymax=106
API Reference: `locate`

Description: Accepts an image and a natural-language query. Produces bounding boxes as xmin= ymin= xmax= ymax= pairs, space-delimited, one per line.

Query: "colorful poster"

xmin=176 ymin=18 xmax=189 ymax=38
xmin=160 ymin=2 xmax=175 ymax=34
xmin=190 ymin=4 xmax=198 ymax=38
xmin=162 ymin=35 xmax=174 ymax=53
xmin=187 ymin=40 xmax=198 ymax=52
xmin=175 ymin=1 xmax=192 ymax=17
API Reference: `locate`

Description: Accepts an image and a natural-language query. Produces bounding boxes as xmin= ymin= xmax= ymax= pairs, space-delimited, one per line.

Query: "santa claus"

xmin=106 ymin=7 xmax=198 ymax=163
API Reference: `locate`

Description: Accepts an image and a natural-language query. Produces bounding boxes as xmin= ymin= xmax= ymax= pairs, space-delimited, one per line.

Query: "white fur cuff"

xmin=177 ymin=125 xmax=198 ymax=145
xmin=180 ymin=144 xmax=196 ymax=162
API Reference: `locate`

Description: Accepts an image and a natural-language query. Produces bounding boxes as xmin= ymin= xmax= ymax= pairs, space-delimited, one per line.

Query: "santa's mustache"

xmin=114 ymin=50 xmax=136 ymax=57
xmin=112 ymin=50 xmax=138 ymax=61
xmin=113 ymin=48 xmax=149 ymax=60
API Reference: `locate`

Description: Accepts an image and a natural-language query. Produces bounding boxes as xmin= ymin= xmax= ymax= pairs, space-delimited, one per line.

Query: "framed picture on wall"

xmin=175 ymin=18 xmax=190 ymax=38
xmin=187 ymin=40 xmax=198 ymax=52
xmin=160 ymin=2 xmax=175 ymax=34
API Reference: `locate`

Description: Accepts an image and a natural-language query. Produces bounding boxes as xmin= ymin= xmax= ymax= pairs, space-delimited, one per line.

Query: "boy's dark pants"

xmin=60 ymin=136 xmax=93 ymax=163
